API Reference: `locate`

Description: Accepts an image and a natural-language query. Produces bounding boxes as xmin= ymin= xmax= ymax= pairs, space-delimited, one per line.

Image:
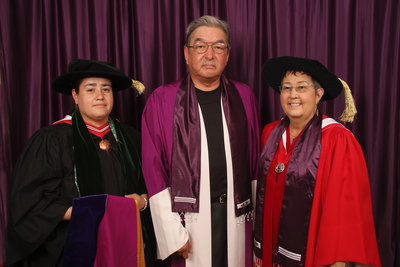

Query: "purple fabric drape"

xmin=0 ymin=0 xmax=399 ymax=266
xmin=63 ymin=195 xmax=107 ymax=267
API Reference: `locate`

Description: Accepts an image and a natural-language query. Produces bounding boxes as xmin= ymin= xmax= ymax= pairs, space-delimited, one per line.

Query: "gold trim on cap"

xmin=338 ymin=78 xmax=357 ymax=123
xmin=131 ymin=79 xmax=146 ymax=95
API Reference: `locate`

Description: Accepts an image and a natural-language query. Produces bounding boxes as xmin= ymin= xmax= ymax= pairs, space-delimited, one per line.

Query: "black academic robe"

xmin=5 ymin=122 xmax=152 ymax=267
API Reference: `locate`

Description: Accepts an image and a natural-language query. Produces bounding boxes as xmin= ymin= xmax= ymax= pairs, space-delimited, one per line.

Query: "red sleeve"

xmin=305 ymin=125 xmax=381 ymax=266
xmin=261 ymin=120 xmax=280 ymax=149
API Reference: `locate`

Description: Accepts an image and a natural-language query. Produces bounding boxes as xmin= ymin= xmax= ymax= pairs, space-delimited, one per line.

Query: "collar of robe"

xmin=85 ymin=122 xmax=111 ymax=139
xmin=71 ymin=110 xmax=143 ymax=196
xmin=253 ymin=113 xmax=322 ymax=266
xmin=171 ymin=74 xmax=252 ymax=217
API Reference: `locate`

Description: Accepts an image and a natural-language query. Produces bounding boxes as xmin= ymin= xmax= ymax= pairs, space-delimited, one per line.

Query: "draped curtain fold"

xmin=0 ymin=0 xmax=398 ymax=266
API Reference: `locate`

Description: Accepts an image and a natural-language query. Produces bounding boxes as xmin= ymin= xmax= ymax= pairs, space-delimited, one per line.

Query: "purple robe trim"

xmin=171 ymin=75 xmax=201 ymax=212
xmin=254 ymin=114 xmax=322 ymax=266
xmin=171 ymin=74 xmax=251 ymax=217
xmin=221 ymin=75 xmax=251 ymax=217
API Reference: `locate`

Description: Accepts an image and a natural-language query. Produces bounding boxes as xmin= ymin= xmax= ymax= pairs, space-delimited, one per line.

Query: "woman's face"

xmin=72 ymin=77 xmax=114 ymax=126
xmin=280 ymin=72 xmax=324 ymax=124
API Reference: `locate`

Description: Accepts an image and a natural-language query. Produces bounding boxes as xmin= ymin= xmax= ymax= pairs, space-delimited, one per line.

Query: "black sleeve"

xmin=6 ymin=125 xmax=76 ymax=265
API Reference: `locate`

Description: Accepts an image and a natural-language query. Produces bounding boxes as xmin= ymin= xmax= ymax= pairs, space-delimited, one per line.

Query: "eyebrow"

xmin=83 ymin=82 xmax=112 ymax=87
xmin=193 ymin=37 xmax=226 ymax=43
xmin=282 ymin=80 xmax=312 ymax=84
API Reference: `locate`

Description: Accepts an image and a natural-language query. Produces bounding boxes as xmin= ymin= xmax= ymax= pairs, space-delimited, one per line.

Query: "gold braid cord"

xmin=131 ymin=79 xmax=146 ymax=95
xmin=338 ymin=78 xmax=357 ymax=123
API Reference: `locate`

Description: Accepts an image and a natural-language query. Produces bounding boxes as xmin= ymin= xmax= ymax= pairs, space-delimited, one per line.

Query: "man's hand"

xmin=177 ymin=240 xmax=192 ymax=259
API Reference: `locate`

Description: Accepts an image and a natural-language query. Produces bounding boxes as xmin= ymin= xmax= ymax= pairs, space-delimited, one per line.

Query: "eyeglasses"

xmin=279 ymin=84 xmax=314 ymax=93
xmin=186 ymin=41 xmax=229 ymax=54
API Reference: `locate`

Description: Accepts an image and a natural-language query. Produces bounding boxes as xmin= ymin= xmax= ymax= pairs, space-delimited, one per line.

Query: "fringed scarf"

xmin=170 ymin=74 xmax=252 ymax=217
xmin=254 ymin=113 xmax=322 ymax=266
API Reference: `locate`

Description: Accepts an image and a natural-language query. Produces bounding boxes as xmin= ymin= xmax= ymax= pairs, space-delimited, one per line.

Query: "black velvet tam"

xmin=262 ymin=56 xmax=343 ymax=101
xmin=52 ymin=59 xmax=132 ymax=94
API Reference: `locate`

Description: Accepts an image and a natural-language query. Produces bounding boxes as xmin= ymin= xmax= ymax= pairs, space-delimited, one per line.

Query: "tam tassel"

xmin=131 ymin=79 xmax=145 ymax=95
xmin=338 ymin=78 xmax=357 ymax=123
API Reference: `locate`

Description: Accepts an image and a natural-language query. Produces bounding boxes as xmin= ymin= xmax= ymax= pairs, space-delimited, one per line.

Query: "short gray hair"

xmin=312 ymin=79 xmax=322 ymax=90
xmin=284 ymin=70 xmax=322 ymax=90
xmin=185 ymin=15 xmax=230 ymax=46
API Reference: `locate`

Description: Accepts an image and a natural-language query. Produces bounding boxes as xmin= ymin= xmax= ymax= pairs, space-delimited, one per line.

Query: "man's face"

xmin=184 ymin=26 xmax=230 ymax=85
xmin=72 ymin=77 xmax=114 ymax=126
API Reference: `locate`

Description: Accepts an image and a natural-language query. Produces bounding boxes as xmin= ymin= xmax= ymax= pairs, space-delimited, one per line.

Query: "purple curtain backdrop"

xmin=0 ymin=0 xmax=399 ymax=266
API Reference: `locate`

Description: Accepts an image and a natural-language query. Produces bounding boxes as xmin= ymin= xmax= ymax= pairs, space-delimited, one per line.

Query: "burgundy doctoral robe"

xmin=142 ymin=75 xmax=260 ymax=267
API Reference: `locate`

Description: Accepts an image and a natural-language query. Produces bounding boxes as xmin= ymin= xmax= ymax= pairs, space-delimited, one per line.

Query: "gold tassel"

xmin=338 ymin=78 xmax=357 ymax=123
xmin=131 ymin=79 xmax=145 ymax=95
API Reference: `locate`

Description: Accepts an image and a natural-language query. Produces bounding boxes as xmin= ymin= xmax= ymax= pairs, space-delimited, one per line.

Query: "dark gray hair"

xmin=283 ymin=70 xmax=322 ymax=90
xmin=312 ymin=79 xmax=322 ymax=90
xmin=185 ymin=15 xmax=230 ymax=46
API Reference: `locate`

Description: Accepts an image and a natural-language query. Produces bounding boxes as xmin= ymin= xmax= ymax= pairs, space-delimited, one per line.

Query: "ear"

xmin=316 ymin=88 xmax=324 ymax=104
xmin=225 ymin=51 xmax=230 ymax=66
xmin=72 ymin=89 xmax=79 ymax=104
xmin=184 ymin=46 xmax=189 ymax=64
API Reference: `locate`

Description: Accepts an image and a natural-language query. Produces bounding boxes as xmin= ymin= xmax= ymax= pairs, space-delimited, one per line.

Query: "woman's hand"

xmin=62 ymin=206 xmax=72 ymax=220
xmin=125 ymin=193 xmax=148 ymax=210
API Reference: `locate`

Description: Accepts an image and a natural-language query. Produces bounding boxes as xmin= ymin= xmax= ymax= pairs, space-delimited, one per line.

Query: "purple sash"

xmin=254 ymin=114 xmax=322 ymax=266
xmin=63 ymin=195 xmax=143 ymax=267
xmin=171 ymin=74 xmax=251 ymax=217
